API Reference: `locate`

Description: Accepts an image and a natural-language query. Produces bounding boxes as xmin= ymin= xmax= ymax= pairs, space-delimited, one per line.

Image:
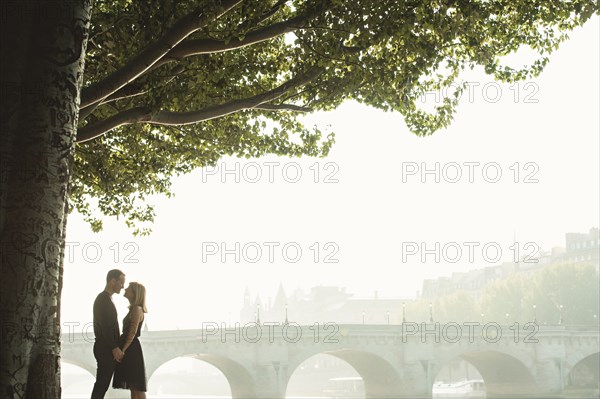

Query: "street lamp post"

xmin=386 ymin=310 xmax=390 ymax=325
xmin=402 ymin=302 xmax=406 ymax=323
xmin=559 ymin=305 xmax=563 ymax=325
xmin=272 ymin=361 xmax=281 ymax=393
xmin=533 ymin=304 xmax=537 ymax=324
xmin=429 ymin=302 xmax=433 ymax=323
xmin=284 ymin=303 xmax=289 ymax=325
xmin=256 ymin=304 xmax=261 ymax=325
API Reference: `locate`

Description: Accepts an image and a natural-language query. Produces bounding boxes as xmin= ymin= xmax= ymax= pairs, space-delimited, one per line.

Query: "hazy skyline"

xmin=63 ymin=18 xmax=599 ymax=330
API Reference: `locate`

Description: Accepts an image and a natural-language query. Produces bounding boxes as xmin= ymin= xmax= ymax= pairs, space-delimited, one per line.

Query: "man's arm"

xmin=93 ymin=294 xmax=120 ymax=350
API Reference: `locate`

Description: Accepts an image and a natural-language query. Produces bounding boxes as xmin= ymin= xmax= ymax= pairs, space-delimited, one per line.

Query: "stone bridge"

xmin=61 ymin=323 xmax=599 ymax=398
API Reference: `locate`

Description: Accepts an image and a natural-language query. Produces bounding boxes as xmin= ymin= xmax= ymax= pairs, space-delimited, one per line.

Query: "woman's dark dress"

xmin=112 ymin=309 xmax=147 ymax=391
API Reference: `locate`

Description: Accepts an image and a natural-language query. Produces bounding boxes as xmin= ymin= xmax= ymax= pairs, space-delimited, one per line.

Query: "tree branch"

xmin=79 ymin=65 xmax=185 ymax=120
xmin=77 ymin=107 xmax=152 ymax=142
xmin=79 ymin=84 xmax=147 ymax=120
xmin=103 ymin=84 xmax=149 ymax=103
xmin=152 ymin=15 xmax=309 ymax=69
xmin=80 ymin=2 xmax=330 ymax=123
xmin=151 ymin=67 xmax=321 ymax=125
xmin=76 ymin=67 xmax=322 ymax=143
xmin=80 ymin=0 xmax=242 ymax=108
xmin=253 ymin=103 xmax=312 ymax=112
xmin=79 ymin=102 xmax=101 ymax=121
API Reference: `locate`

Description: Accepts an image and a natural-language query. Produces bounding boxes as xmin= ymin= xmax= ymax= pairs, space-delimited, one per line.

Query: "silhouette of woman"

xmin=113 ymin=282 xmax=148 ymax=399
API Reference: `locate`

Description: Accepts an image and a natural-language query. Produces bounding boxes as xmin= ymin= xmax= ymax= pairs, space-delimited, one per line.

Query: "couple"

xmin=91 ymin=269 xmax=148 ymax=399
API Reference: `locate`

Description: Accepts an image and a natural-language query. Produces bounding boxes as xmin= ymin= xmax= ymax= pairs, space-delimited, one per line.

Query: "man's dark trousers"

xmin=90 ymin=342 xmax=115 ymax=399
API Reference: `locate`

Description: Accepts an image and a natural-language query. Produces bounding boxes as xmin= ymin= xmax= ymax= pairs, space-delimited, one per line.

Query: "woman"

xmin=113 ymin=282 xmax=148 ymax=399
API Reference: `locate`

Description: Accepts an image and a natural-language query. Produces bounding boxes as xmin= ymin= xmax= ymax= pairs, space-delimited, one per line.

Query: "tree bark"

xmin=0 ymin=1 xmax=91 ymax=398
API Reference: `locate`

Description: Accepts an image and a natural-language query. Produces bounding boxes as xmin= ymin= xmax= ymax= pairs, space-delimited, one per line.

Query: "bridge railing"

xmin=60 ymin=322 xmax=599 ymax=345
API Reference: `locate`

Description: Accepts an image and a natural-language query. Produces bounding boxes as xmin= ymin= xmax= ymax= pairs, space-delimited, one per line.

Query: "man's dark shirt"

xmin=93 ymin=291 xmax=119 ymax=350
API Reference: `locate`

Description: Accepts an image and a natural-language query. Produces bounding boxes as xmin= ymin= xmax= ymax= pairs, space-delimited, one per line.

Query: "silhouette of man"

xmin=91 ymin=269 xmax=125 ymax=399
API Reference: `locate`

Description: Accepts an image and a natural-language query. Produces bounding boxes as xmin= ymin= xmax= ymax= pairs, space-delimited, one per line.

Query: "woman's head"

xmin=124 ymin=282 xmax=148 ymax=312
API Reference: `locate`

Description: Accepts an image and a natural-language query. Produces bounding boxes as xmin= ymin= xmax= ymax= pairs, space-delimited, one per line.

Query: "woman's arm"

xmin=122 ymin=306 xmax=143 ymax=353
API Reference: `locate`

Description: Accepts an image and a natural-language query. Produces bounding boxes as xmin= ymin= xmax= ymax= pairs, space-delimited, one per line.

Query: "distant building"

xmin=240 ymin=229 xmax=599 ymax=320
xmin=558 ymin=228 xmax=600 ymax=270
xmin=421 ymin=228 xmax=599 ymax=299
xmin=240 ymin=284 xmax=410 ymax=325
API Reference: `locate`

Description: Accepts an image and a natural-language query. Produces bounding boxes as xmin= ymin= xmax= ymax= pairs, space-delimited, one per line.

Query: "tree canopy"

xmin=72 ymin=0 xmax=598 ymax=233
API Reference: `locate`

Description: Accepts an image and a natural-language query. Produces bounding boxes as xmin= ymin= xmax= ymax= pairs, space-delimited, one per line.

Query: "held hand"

xmin=112 ymin=347 xmax=124 ymax=362
xmin=116 ymin=349 xmax=124 ymax=362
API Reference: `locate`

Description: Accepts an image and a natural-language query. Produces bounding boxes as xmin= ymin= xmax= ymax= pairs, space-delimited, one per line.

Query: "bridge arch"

xmin=565 ymin=349 xmax=600 ymax=376
xmin=60 ymin=361 xmax=96 ymax=396
xmin=565 ymin=352 xmax=600 ymax=394
xmin=60 ymin=358 xmax=95 ymax=377
xmin=149 ymin=352 xmax=256 ymax=398
xmin=287 ymin=348 xmax=404 ymax=398
xmin=285 ymin=353 xmax=364 ymax=398
xmin=432 ymin=350 xmax=538 ymax=398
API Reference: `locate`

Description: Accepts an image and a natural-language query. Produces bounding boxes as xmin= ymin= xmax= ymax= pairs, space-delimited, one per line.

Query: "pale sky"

xmin=63 ymin=17 xmax=599 ymax=331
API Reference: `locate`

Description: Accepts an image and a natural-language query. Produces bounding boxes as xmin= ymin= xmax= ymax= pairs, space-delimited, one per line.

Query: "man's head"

xmin=105 ymin=269 xmax=125 ymax=294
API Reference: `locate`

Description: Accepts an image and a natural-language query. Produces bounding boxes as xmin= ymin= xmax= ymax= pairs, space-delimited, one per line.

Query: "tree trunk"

xmin=1 ymin=1 xmax=91 ymax=398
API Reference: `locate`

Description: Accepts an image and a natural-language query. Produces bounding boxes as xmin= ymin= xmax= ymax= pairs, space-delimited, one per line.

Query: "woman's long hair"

xmin=128 ymin=282 xmax=148 ymax=313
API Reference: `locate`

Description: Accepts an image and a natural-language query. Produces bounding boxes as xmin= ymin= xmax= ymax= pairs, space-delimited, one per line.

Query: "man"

xmin=91 ymin=269 xmax=126 ymax=399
